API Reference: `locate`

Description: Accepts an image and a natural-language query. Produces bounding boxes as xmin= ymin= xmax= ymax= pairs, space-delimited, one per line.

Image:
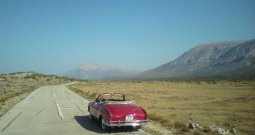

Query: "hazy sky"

xmin=1 ymin=0 xmax=255 ymax=74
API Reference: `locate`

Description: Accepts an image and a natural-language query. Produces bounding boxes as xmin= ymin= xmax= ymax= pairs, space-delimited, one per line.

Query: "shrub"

xmin=193 ymin=130 xmax=203 ymax=135
xmin=181 ymin=127 xmax=190 ymax=132
xmin=148 ymin=113 xmax=169 ymax=125
xmin=173 ymin=120 xmax=186 ymax=129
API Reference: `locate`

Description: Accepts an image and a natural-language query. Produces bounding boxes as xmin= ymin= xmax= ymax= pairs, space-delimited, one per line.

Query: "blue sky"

xmin=1 ymin=0 xmax=255 ymax=74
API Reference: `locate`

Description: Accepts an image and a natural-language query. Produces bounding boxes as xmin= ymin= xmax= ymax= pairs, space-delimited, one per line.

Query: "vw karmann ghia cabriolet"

xmin=88 ymin=93 xmax=148 ymax=130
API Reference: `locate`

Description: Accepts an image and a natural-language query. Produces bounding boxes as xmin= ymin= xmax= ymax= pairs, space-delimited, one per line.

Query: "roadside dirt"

xmin=143 ymin=121 xmax=174 ymax=135
xmin=0 ymin=92 xmax=29 ymax=117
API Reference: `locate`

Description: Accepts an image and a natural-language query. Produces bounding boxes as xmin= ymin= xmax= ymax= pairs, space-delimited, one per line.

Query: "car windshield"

xmin=96 ymin=94 xmax=125 ymax=102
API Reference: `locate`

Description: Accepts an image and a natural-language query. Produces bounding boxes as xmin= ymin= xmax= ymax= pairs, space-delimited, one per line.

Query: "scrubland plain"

xmin=68 ymin=80 xmax=255 ymax=135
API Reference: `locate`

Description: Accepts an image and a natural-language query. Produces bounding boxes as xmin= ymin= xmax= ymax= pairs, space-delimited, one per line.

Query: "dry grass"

xmin=68 ymin=80 xmax=255 ymax=135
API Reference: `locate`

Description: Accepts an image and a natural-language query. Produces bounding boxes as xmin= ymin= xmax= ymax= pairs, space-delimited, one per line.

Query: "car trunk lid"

xmin=104 ymin=103 xmax=146 ymax=121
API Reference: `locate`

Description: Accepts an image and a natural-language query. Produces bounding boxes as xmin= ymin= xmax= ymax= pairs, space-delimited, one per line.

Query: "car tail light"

xmin=109 ymin=114 xmax=112 ymax=121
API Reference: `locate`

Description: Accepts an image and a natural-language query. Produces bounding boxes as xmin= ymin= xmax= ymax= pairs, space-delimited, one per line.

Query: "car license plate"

xmin=125 ymin=115 xmax=133 ymax=122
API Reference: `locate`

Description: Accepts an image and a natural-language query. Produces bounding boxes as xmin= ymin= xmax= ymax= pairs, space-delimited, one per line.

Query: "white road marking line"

xmin=55 ymin=102 xmax=64 ymax=119
xmin=52 ymin=88 xmax=56 ymax=98
xmin=53 ymin=91 xmax=56 ymax=97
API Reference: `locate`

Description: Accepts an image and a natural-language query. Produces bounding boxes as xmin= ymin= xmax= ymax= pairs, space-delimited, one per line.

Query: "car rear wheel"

xmin=89 ymin=114 xmax=94 ymax=120
xmin=133 ymin=126 xmax=141 ymax=130
xmin=101 ymin=117 xmax=109 ymax=130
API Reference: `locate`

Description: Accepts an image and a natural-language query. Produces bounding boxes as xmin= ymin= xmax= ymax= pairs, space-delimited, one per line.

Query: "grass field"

xmin=68 ymin=80 xmax=255 ymax=135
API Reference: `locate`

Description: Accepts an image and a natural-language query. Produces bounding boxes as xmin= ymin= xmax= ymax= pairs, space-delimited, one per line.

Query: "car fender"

xmin=98 ymin=106 xmax=110 ymax=120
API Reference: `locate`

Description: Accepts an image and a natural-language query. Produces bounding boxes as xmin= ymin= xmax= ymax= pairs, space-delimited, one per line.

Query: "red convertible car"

xmin=88 ymin=93 xmax=148 ymax=130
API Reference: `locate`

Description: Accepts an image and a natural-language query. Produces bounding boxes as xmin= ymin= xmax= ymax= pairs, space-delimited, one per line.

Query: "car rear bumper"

xmin=103 ymin=120 xmax=148 ymax=127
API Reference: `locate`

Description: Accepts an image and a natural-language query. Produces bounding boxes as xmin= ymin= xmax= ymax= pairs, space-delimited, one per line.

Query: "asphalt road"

xmin=0 ymin=84 xmax=149 ymax=135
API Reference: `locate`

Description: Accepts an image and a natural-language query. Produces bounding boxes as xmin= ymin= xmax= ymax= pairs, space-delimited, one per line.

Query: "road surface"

xmin=0 ymin=84 xmax=149 ymax=135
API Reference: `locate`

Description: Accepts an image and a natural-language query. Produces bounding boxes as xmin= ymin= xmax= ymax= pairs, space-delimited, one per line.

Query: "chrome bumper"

xmin=103 ymin=120 xmax=148 ymax=127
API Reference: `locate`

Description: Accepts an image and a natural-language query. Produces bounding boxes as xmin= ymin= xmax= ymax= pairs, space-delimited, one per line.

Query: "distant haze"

xmin=63 ymin=64 xmax=139 ymax=80
xmin=78 ymin=64 xmax=132 ymax=72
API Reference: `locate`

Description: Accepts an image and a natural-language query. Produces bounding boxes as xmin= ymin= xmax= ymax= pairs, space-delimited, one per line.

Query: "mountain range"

xmin=64 ymin=39 xmax=255 ymax=80
xmin=137 ymin=39 xmax=255 ymax=79
xmin=63 ymin=64 xmax=139 ymax=80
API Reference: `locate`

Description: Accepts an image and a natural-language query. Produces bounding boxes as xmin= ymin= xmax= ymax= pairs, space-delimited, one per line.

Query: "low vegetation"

xmin=0 ymin=72 xmax=83 ymax=117
xmin=1 ymin=72 xmax=254 ymax=134
xmin=68 ymin=80 xmax=255 ymax=135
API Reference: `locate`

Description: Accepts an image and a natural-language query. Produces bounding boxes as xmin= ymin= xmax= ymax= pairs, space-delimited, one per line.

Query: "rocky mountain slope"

xmin=138 ymin=39 xmax=255 ymax=79
xmin=64 ymin=64 xmax=139 ymax=80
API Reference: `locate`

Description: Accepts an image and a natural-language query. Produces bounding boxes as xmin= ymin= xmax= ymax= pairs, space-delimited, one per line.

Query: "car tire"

xmin=134 ymin=126 xmax=141 ymax=130
xmin=101 ymin=117 xmax=109 ymax=131
xmin=89 ymin=114 xmax=94 ymax=120
xmin=88 ymin=108 xmax=94 ymax=120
